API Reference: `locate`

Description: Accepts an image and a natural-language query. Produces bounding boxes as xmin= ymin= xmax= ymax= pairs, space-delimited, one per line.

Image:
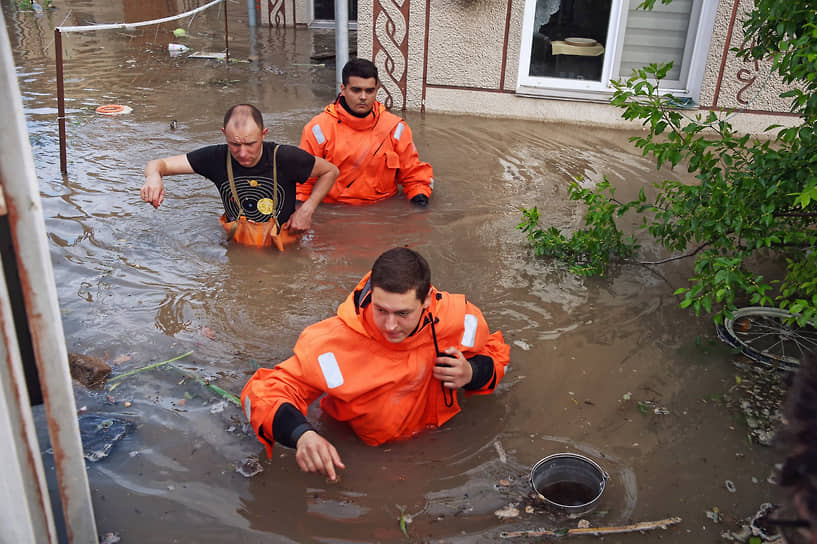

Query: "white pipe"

xmin=0 ymin=9 xmax=98 ymax=544
xmin=57 ymin=0 xmax=224 ymax=33
xmin=335 ymin=0 xmax=349 ymax=92
xmin=247 ymin=0 xmax=257 ymax=27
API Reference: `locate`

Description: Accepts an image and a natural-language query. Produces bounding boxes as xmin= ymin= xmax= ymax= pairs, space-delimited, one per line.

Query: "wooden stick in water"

xmin=500 ymin=516 xmax=682 ymax=538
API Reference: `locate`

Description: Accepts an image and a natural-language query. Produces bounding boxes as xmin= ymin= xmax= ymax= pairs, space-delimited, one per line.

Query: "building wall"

xmin=699 ymin=0 xmax=794 ymax=116
xmin=270 ymin=0 xmax=800 ymax=132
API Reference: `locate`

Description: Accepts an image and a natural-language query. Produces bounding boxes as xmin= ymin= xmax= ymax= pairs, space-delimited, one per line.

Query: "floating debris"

xmin=513 ymin=340 xmax=531 ymax=351
xmin=78 ymin=414 xmax=132 ymax=462
xmin=100 ymin=533 xmax=120 ymax=544
xmin=724 ymin=361 xmax=787 ymax=446
xmin=725 ymin=480 xmax=737 ymax=493
xmin=494 ymin=439 xmax=508 ymax=464
xmin=721 ymin=503 xmax=784 ymax=542
xmin=494 ymin=504 xmax=520 ymax=519
xmin=236 ymin=457 xmax=263 ymax=478
xmin=706 ymin=507 xmax=723 ymax=523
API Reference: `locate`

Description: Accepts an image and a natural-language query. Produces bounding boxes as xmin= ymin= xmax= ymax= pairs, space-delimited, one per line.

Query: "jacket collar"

xmin=325 ymin=100 xmax=386 ymax=131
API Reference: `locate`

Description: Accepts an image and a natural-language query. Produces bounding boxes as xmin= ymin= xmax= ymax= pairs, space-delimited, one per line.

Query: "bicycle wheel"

xmin=721 ymin=306 xmax=817 ymax=370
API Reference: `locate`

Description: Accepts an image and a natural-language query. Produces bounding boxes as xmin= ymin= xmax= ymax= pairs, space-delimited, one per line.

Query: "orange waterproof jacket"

xmin=241 ymin=273 xmax=509 ymax=456
xmin=298 ymin=101 xmax=434 ymax=205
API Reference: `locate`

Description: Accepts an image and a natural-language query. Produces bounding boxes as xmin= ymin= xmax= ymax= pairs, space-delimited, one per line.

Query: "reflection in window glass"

xmin=314 ymin=0 xmax=358 ymax=21
xmin=529 ymin=0 xmax=613 ymax=81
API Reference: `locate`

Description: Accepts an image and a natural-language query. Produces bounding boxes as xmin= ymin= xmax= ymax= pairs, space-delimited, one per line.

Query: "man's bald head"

xmin=223 ymin=104 xmax=264 ymax=131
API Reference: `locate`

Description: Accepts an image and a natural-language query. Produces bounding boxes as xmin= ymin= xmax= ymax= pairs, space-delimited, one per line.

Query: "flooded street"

xmin=5 ymin=1 xmax=784 ymax=542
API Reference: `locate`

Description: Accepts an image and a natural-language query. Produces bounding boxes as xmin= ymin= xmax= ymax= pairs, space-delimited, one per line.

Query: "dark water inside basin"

xmin=5 ymin=1 xmax=783 ymax=542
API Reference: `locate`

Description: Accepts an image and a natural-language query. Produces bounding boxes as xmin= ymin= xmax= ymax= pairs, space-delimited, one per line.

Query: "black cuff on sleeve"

xmin=272 ymin=402 xmax=314 ymax=448
xmin=463 ymin=355 xmax=495 ymax=391
xmin=411 ymin=194 xmax=429 ymax=207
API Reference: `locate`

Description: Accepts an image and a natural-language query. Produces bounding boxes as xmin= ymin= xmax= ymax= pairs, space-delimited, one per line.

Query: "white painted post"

xmin=0 ymin=9 xmax=98 ymax=544
xmin=335 ymin=0 xmax=349 ymax=91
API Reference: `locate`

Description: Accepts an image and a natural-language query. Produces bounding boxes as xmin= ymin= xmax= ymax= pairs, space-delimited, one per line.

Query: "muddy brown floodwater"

xmin=5 ymin=1 xmax=786 ymax=542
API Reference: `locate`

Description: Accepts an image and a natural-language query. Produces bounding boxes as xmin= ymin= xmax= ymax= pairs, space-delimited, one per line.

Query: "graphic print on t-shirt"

xmin=218 ymin=176 xmax=285 ymax=223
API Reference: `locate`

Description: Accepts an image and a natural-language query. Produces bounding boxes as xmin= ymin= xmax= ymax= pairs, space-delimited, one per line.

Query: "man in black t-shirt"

xmin=141 ymin=104 xmax=338 ymax=235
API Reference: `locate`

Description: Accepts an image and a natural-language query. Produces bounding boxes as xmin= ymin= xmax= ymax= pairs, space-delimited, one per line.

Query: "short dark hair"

xmin=342 ymin=58 xmax=379 ymax=85
xmin=223 ymin=104 xmax=264 ymax=130
xmin=371 ymin=247 xmax=430 ymax=302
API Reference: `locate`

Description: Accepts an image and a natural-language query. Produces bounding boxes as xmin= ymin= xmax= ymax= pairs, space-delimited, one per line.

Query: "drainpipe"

xmin=247 ymin=0 xmax=257 ymax=27
xmin=0 ymin=10 xmax=98 ymax=544
xmin=335 ymin=0 xmax=349 ymax=92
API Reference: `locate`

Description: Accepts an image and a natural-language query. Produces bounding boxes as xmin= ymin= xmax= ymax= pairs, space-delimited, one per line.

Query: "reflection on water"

xmin=6 ymin=1 xmax=780 ymax=542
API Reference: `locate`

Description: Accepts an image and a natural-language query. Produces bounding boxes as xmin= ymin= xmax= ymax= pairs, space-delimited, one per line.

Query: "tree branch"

xmin=774 ymin=210 xmax=817 ymax=219
xmin=635 ymin=242 xmax=709 ymax=265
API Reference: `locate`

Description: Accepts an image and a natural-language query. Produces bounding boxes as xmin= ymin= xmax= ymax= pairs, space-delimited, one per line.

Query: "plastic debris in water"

xmin=78 ymin=414 xmax=132 ymax=462
xmin=210 ymin=401 xmax=226 ymax=414
xmin=236 ymin=457 xmax=264 ymax=478
xmin=725 ymin=480 xmax=737 ymax=493
xmin=168 ymin=43 xmax=190 ymax=57
xmin=173 ymin=28 xmax=187 ymax=38
xmin=513 ymin=340 xmax=531 ymax=351
xmin=494 ymin=504 xmax=520 ymax=519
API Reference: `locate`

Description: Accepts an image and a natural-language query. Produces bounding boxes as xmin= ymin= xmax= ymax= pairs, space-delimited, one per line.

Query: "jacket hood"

xmin=336 ymin=272 xmax=441 ymax=351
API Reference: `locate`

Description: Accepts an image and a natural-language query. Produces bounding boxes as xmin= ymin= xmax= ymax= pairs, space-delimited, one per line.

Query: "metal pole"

xmin=224 ymin=0 xmax=230 ymax=63
xmin=55 ymin=29 xmax=66 ymax=174
xmin=335 ymin=0 xmax=349 ymax=92
xmin=1 ymin=12 xmax=97 ymax=544
xmin=247 ymin=0 xmax=257 ymax=27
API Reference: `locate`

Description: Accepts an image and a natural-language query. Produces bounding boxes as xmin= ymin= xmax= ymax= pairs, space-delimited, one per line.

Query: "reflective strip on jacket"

xmin=298 ymin=101 xmax=434 ymax=205
xmin=241 ymin=273 xmax=509 ymax=456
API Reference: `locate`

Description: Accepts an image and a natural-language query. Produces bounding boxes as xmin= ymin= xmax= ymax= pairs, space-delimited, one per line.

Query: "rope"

xmin=56 ymin=0 xmax=224 ymax=33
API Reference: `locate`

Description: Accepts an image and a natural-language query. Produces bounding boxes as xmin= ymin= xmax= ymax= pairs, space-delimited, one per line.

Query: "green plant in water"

xmin=518 ymin=0 xmax=817 ymax=325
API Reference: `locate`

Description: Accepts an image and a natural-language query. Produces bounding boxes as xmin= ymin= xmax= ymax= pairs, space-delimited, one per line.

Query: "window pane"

xmin=314 ymin=0 xmax=358 ymax=21
xmin=529 ymin=0 xmax=613 ymax=81
xmin=619 ymin=0 xmax=692 ymax=80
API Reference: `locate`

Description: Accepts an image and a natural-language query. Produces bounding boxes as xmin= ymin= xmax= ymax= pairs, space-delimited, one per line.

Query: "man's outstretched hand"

xmin=295 ymin=430 xmax=346 ymax=481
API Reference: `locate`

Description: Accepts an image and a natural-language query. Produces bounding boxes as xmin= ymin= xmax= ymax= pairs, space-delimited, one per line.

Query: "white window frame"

xmin=309 ymin=0 xmax=358 ymax=30
xmin=516 ymin=0 xmax=718 ymax=101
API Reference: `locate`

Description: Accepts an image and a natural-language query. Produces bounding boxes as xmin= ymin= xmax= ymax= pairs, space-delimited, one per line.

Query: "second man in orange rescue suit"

xmin=241 ymin=247 xmax=510 ymax=481
xmin=298 ymin=59 xmax=435 ymax=206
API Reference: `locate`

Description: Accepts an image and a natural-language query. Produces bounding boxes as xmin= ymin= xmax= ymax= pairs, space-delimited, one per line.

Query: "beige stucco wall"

xmin=425 ymin=0 xmax=508 ymax=90
xmin=699 ymin=0 xmax=793 ymax=115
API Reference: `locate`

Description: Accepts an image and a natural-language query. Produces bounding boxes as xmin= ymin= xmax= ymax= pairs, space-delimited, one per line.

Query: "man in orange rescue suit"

xmin=241 ymin=247 xmax=510 ymax=481
xmin=298 ymin=58 xmax=434 ymax=206
xmin=141 ymin=104 xmax=338 ymax=243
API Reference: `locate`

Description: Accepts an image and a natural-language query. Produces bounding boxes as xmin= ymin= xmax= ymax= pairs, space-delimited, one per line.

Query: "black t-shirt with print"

xmin=187 ymin=142 xmax=315 ymax=223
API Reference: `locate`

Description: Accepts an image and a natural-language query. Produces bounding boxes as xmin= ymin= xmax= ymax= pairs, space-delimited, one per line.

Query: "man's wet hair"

xmin=777 ymin=350 xmax=817 ymax=537
xmin=223 ymin=104 xmax=264 ymax=130
xmin=342 ymin=58 xmax=379 ymax=85
xmin=371 ymin=247 xmax=430 ymax=302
